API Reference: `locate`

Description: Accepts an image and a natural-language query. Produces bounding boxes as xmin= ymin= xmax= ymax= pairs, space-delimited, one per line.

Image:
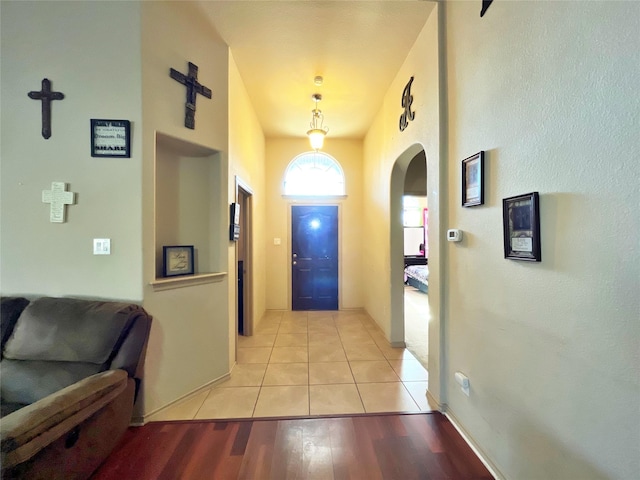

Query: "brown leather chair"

xmin=0 ymin=297 xmax=151 ymax=480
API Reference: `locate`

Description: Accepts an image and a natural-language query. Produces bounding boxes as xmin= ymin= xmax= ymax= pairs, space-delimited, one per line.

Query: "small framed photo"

xmin=502 ymin=192 xmax=541 ymax=262
xmin=91 ymin=119 xmax=131 ymax=158
xmin=163 ymin=245 xmax=195 ymax=277
xmin=462 ymin=151 xmax=484 ymax=207
xmin=229 ymin=203 xmax=241 ymax=241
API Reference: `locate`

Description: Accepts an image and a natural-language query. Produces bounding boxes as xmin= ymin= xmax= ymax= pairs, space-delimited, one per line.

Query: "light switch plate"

xmin=93 ymin=238 xmax=111 ymax=255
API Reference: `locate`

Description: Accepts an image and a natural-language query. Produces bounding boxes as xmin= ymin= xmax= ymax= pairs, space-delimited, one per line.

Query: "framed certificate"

xmin=91 ymin=119 xmax=131 ymax=158
xmin=163 ymin=245 xmax=195 ymax=277
xmin=502 ymin=192 xmax=541 ymax=262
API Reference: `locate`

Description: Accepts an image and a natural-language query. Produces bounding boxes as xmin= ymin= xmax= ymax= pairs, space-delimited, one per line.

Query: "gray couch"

xmin=0 ymin=296 xmax=151 ymax=480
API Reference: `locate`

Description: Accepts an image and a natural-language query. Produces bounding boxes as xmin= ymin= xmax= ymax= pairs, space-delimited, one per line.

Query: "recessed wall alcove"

xmin=154 ymin=132 xmax=225 ymax=282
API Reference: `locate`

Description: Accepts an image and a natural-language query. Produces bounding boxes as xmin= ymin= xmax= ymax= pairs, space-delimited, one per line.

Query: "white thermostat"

xmin=447 ymin=229 xmax=463 ymax=242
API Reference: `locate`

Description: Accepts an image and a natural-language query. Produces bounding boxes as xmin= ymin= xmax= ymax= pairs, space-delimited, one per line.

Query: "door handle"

xmin=292 ymin=261 xmax=297 ymax=265
xmin=292 ymin=253 xmax=298 ymax=258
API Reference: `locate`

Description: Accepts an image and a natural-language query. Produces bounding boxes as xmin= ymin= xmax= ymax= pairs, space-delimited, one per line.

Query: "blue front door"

xmin=291 ymin=205 xmax=339 ymax=310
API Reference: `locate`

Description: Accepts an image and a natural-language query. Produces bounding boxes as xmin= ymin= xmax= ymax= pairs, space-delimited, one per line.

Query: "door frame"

xmin=287 ymin=201 xmax=342 ymax=311
xmin=235 ymin=176 xmax=254 ymax=337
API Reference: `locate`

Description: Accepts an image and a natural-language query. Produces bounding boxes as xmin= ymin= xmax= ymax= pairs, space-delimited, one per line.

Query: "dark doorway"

xmin=291 ymin=205 xmax=338 ymax=310
xmin=236 ymin=182 xmax=253 ymax=337
xmin=238 ymin=259 xmax=245 ymax=334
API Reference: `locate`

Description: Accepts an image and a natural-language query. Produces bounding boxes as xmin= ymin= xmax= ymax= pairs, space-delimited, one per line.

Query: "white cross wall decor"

xmin=42 ymin=182 xmax=75 ymax=223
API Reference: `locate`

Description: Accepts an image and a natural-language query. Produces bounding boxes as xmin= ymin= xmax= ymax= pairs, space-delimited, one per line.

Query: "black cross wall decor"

xmin=28 ymin=78 xmax=65 ymax=139
xmin=481 ymin=0 xmax=494 ymax=17
xmin=169 ymin=62 xmax=212 ymax=130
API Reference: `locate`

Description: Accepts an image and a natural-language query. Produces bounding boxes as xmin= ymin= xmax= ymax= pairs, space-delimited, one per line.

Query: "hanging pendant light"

xmin=307 ymin=93 xmax=329 ymax=150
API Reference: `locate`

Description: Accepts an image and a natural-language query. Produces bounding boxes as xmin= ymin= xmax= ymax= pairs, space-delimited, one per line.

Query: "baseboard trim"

xmin=131 ymin=372 xmax=231 ymax=426
xmin=426 ymin=391 xmax=442 ymax=411
xmin=444 ymin=409 xmax=504 ymax=480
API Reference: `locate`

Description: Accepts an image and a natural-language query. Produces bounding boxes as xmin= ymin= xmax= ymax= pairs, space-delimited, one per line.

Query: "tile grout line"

xmin=345 ymin=316 xmax=366 ymax=413
xmin=190 ymin=386 xmax=210 ymax=420
xmin=252 ymin=311 xmax=280 ymax=418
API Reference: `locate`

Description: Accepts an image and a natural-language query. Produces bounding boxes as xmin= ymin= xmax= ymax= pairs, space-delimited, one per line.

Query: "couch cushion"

xmin=1 ymin=297 xmax=30 ymax=352
xmin=2 ymin=297 xmax=136 ymax=364
xmin=0 ymin=359 xmax=102 ymax=406
xmin=1 ymin=401 xmax=26 ymax=417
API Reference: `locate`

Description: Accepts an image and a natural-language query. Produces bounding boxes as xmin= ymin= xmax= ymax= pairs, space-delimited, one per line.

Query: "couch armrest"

xmin=110 ymin=310 xmax=151 ymax=377
xmin=1 ymin=369 xmax=128 ymax=468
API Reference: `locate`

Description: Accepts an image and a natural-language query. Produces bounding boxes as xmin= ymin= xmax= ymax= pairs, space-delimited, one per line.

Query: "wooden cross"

xmin=169 ymin=62 xmax=212 ymax=129
xmin=28 ymin=78 xmax=65 ymax=139
xmin=42 ymin=182 xmax=75 ymax=223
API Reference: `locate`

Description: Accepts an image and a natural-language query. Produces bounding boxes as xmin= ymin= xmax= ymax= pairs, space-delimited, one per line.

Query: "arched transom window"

xmin=283 ymin=152 xmax=345 ymax=196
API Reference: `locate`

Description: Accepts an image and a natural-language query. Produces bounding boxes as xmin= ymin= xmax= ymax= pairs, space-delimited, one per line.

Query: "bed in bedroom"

xmin=405 ymin=264 xmax=429 ymax=293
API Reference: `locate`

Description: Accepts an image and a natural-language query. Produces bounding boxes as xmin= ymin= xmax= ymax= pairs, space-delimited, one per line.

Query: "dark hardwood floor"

xmin=91 ymin=412 xmax=493 ymax=479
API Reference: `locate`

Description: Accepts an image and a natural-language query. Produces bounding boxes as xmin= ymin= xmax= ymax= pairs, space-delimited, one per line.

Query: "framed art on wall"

xmin=91 ymin=119 xmax=131 ymax=158
xmin=462 ymin=151 xmax=484 ymax=207
xmin=502 ymin=192 xmax=541 ymax=262
xmin=163 ymin=245 xmax=194 ymax=277
xmin=229 ymin=202 xmax=240 ymax=241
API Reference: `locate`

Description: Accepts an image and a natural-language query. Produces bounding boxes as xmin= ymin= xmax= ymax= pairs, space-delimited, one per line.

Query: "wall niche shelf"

xmin=150 ymin=272 xmax=227 ymax=291
xmin=154 ymin=132 xmax=226 ymax=281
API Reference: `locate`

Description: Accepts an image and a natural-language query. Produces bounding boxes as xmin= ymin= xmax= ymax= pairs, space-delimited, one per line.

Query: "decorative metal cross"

xmin=42 ymin=182 xmax=75 ymax=223
xmin=28 ymin=78 xmax=65 ymax=139
xmin=169 ymin=62 xmax=212 ymax=129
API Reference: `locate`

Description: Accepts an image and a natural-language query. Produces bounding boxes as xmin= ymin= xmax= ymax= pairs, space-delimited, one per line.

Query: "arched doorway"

xmin=401 ymin=152 xmax=429 ymax=368
xmin=390 ymin=146 xmax=428 ymax=362
xmin=389 ymin=143 xmax=443 ymax=408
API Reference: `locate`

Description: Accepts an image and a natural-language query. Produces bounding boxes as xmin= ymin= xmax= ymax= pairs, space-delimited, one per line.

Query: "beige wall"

xmin=265 ymin=138 xmax=363 ymax=311
xmin=0 ymin=1 xmax=143 ymax=300
xmin=443 ymin=2 xmax=639 ymax=478
xmin=228 ymin=54 xmax=267 ymax=361
xmin=404 ymin=151 xmax=427 ymax=196
xmin=139 ymin=1 xmax=231 ymax=418
xmin=362 ymin=5 xmax=442 ymax=393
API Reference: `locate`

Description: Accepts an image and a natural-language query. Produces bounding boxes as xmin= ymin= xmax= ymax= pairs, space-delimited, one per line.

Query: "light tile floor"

xmin=404 ymin=285 xmax=429 ymax=368
xmin=152 ymin=310 xmax=433 ymax=421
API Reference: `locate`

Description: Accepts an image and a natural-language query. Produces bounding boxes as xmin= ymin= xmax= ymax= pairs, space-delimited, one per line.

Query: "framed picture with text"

xmin=163 ymin=245 xmax=195 ymax=277
xmin=502 ymin=192 xmax=541 ymax=262
xmin=462 ymin=151 xmax=484 ymax=207
xmin=91 ymin=119 xmax=131 ymax=158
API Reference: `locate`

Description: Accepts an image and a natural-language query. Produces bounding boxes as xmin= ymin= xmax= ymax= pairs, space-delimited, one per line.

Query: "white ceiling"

xmin=197 ymin=1 xmax=435 ymax=140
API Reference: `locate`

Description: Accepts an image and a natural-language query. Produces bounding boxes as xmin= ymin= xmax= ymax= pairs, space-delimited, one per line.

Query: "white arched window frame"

xmin=283 ymin=151 xmax=346 ymax=196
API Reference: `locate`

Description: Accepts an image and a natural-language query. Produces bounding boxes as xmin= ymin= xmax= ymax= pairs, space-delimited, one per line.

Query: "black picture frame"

xmin=91 ymin=119 xmax=131 ymax=158
xmin=502 ymin=192 xmax=541 ymax=262
xmin=229 ymin=203 xmax=240 ymax=241
xmin=462 ymin=151 xmax=484 ymax=207
xmin=163 ymin=245 xmax=195 ymax=277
